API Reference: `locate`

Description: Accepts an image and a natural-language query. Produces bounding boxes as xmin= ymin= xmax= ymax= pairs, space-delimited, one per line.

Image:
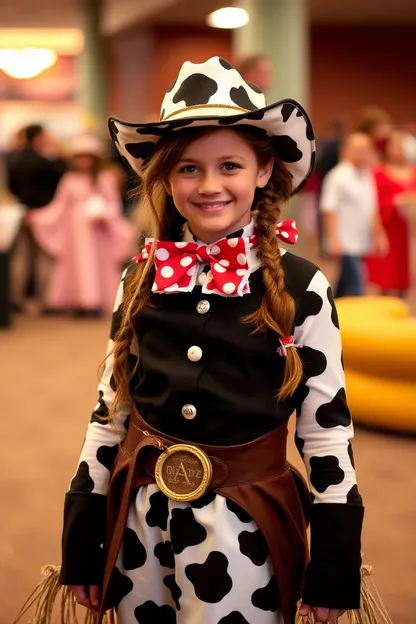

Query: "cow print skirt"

xmin=113 ymin=484 xmax=283 ymax=624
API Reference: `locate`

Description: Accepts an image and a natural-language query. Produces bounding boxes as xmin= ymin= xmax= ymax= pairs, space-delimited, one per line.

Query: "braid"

xmin=244 ymin=169 xmax=303 ymax=400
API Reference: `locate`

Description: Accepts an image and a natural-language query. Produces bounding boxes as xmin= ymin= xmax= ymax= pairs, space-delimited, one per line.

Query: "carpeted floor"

xmin=1 ymin=313 xmax=415 ymax=624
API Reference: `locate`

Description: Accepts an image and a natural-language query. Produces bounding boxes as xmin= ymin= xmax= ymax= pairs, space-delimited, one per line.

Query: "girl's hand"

xmin=70 ymin=585 xmax=101 ymax=610
xmin=298 ymin=603 xmax=346 ymax=622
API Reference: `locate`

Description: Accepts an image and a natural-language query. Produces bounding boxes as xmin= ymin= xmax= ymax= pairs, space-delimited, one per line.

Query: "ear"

xmin=162 ymin=179 xmax=173 ymax=195
xmin=256 ymin=159 xmax=274 ymax=189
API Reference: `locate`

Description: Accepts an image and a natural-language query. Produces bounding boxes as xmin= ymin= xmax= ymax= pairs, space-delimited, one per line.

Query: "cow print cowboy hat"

xmin=108 ymin=56 xmax=316 ymax=194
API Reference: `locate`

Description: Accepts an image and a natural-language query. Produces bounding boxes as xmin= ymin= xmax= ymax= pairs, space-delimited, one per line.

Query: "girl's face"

xmin=72 ymin=153 xmax=96 ymax=173
xmin=165 ymin=129 xmax=273 ymax=244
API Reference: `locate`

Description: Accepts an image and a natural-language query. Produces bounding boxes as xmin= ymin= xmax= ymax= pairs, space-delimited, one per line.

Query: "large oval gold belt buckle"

xmin=155 ymin=443 xmax=213 ymax=502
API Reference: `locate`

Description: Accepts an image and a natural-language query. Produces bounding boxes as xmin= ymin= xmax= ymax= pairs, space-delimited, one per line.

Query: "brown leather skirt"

xmin=99 ymin=409 xmax=311 ymax=624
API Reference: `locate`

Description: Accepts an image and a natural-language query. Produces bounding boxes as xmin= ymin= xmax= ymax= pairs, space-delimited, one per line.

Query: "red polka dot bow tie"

xmin=134 ymin=220 xmax=298 ymax=296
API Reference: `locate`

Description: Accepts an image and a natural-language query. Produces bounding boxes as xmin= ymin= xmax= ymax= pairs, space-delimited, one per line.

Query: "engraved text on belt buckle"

xmin=155 ymin=444 xmax=213 ymax=502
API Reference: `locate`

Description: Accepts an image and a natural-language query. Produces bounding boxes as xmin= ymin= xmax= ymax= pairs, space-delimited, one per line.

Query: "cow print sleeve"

xmin=60 ymin=267 xmax=136 ymax=586
xmin=293 ymin=269 xmax=364 ymax=610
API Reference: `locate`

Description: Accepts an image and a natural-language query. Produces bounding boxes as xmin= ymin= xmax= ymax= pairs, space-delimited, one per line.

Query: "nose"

xmin=198 ymin=171 xmax=222 ymax=195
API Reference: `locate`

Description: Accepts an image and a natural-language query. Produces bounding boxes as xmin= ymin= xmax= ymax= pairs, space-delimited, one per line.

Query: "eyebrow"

xmin=177 ymin=155 xmax=247 ymax=164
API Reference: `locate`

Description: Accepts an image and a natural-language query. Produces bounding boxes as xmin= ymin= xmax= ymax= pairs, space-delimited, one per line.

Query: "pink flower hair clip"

xmin=277 ymin=336 xmax=302 ymax=357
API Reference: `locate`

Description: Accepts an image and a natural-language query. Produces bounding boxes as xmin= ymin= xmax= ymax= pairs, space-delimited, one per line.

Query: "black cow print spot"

xmin=134 ymin=601 xmax=176 ymax=624
xmin=135 ymin=126 xmax=167 ymax=137
xmin=218 ymin=612 xmax=250 ymax=624
xmin=145 ymin=491 xmax=169 ymax=531
xmin=109 ymin=120 xmax=119 ymax=143
xmin=347 ymin=484 xmax=363 ymax=505
xmin=296 ymin=291 xmax=323 ymax=326
xmin=154 ymin=540 xmax=174 ymax=569
xmin=97 ymin=444 xmax=119 ymax=472
xmin=170 ymin=507 xmax=207 ymax=554
xmin=306 ymin=119 xmax=314 ymax=141
xmin=230 ymin=86 xmax=258 ymax=111
xmin=327 ymin=287 xmax=340 ymax=328
xmin=281 ymin=103 xmax=296 ymax=123
xmin=310 ymin=456 xmax=345 ymax=493
xmin=110 ymin=567 xmax=134 ymax=611
xmin=348 ymin=442 xmax=355 ymax=469
xmin=295 ymin=432 xmax=305 ymax=457
xmin=272 ymin=135 xmax=302 ymax=163
xmin=219 ymin=57 xmax=233 ymax=70
xmin=226 ymin=498 xmax=252 ymax=523
xmin=125 ymin=141 xmax=155 ymax=160
xmin=238 ymin=530 xmax=269 ymax=566
xmin=190 ymin=490 xmax=216 ymax=509
xmin=295 ymin=384 xmax=310 ymax=415
xmin=311 ymin=492 xmax=315 ymax=503
xmin=251 ymin=575 xmax=279 ymax=611
xmin=296 ymin=110 xmax=302 ymax=117
xmin=163 ymin=574 xmax=182 ymax=610
xmin=173 ymin=74 xmax=218 ymax=106
xmin=110 ymin=304 xmax=122 ymax=341
xmin=316 ymin=388 xmax=352 ymax=429
xmin=217 ymin=110 xmax=265 ymax=125
xmin=167 ymin=78 xmax=177 ymax=93
xmin=247 ymin=81 xmax=263 ymax=94
xmin=301 ymin=345 xmax=327 ymax=379
xmin=91 ymin=390 xmax=108 ymax=424
xmin=185 ymin=551 xmax=232 ymax=603
xmin=160 ymin=108 xmax=166 ymax=120
xmin=123 ymin=528 xmax=147 ymax=570
xmin=70 ymin=461 xmax=94 ymax=492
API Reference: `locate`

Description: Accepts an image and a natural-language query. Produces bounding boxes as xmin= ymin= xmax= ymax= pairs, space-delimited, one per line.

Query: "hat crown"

xmin=160 ymin=56 xmax=266 ymax=122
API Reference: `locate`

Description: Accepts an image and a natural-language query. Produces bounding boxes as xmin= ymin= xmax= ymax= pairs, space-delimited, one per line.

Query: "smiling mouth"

xmin=194 ymin=201 xmax=232 ymax=209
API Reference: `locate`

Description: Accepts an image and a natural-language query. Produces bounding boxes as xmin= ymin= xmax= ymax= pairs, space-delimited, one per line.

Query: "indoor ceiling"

xmin=0 ymin=0 xmax=415 ymax=32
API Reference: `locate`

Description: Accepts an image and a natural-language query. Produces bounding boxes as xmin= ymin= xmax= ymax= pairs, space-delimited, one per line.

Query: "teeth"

xmin=199 ymin=202 xmax=228 ymax=208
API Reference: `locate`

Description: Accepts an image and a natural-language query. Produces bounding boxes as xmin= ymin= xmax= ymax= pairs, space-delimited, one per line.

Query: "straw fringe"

xmin=13 ymin=565 xmax=116 ymax=624
xmin=296 ymin=565 xmax=393 ymax=623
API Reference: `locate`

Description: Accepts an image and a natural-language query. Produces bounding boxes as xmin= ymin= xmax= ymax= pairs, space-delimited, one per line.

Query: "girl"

xmin=60 ymin=58 xmax=364 ymax=624
xmin=27 ymin=135 xmax=135 ymax=316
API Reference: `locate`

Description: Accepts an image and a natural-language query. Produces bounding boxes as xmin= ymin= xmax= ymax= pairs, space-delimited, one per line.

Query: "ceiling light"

xmin=207 ymin=7 xmax=249 ymax=29
xmin=0 ymin=48 xmax=57 ymax=80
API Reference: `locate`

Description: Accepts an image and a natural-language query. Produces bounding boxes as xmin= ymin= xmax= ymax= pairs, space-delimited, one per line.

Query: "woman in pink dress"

xmin=28 ymin=135 xmax=136 ymax=315
xmin=366 ymin=131 xmax=416 ymax=296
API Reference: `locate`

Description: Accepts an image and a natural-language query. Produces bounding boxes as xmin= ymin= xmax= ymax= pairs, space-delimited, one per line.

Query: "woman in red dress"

xmin=367 ymin=131 xmax=416 ymax=296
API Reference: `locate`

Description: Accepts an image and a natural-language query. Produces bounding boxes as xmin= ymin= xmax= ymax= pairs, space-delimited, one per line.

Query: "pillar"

xmin=78 ymin=0 xmax=107 ymax=132
xmin=233 ymin=0 xmax=309 ymax=106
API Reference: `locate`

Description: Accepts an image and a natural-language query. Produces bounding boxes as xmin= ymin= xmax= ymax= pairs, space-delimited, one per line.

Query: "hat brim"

xmin=108 ymin=98 xmax=315 ymax=194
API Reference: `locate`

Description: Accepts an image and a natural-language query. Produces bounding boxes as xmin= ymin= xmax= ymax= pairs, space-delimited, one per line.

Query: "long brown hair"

xmin=109 ymin=125 xmax=303 ymax=421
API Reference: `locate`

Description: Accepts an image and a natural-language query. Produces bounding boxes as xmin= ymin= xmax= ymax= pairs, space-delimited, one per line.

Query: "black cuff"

xmin=59 ymin=492 xmax=107 ymax=586
xmin=302 ymin=503 xmax=364 ymax=610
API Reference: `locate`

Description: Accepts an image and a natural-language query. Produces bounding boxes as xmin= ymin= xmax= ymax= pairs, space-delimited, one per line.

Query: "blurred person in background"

xmin=356 ymin=106 xmax=392 ymax=159
xmin=237 ymin=53 xmax=272 ymax=93
xmin=320 ymin=133 xmax=387 ymax=297
xmin=366 ymin=131 xmax=416 ymax=297
xmin=7 ymin=124 xmax=67 ymax=311
xmin=27 ymin=135 xmax=135 ymax=317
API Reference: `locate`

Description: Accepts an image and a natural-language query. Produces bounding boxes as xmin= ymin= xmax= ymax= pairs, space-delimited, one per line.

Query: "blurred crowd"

xmin=1 ymin=56 xmax=416 ymax=327
xmin=303 ymin=106 xmax=416 ymax=300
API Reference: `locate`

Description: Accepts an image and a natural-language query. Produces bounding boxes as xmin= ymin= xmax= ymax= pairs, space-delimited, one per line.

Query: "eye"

xmin=178 ymin=164 xmax=198 ymax=174
xmin=222 ymin=162 xmax=241 ymax=171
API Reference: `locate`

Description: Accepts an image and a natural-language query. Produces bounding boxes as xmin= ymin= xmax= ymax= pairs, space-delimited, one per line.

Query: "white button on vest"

xmin=187 ymin=346 xmax=203 ymax=362
xmin=182 ymin=404 xmax=197 ymax=419
xmin=196 ymin=300 xmax=210 ymax=314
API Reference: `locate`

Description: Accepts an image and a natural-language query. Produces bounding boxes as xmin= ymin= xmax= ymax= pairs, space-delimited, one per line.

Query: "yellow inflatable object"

xmin=336 ymin=297 xmax=416 ymax=434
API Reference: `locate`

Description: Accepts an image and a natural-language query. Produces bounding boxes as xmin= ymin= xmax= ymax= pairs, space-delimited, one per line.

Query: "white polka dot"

xmin=227 ymin=238 xmax=238 ymax=248
xmin=237 ymin=253 xmax=246 ymax=265
xmin=210 ymin=245 xmax=221 ymax=255
xmin=175 ymin=242 xmax=188 ymax=248
xmin=223 ymin=282 xmax=236 ymax=294
xmin=180 ymin=256 xmax=193 ymax=267
xmin=198 ymin=273 xmax=207 ymax=285
xmin=156 ymin=248 xmax=170 ymax=261
xmin=213 ymin=263 xmax=226 ymax=273
xmin=152 ymin=282 xmax=158 ymax=291
xmin=219 ymin=259 xmax=230 ymax=267
xmin=281 ymin=231 xmax=289 ymax=239
xmin=294 ymin=234 xmax=298 ymax=242
xmin=236 ymin=269 xmax=246 ymax=276
xmin=142 ymin=252 xmax=149 ymax=259
xmin=161 ymin=265 xmax=174 ymax=278
xmin=187 ymin=267 xmax=195 ymax=276
xmin=276 ymin=221 xmax=282 ymax=227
